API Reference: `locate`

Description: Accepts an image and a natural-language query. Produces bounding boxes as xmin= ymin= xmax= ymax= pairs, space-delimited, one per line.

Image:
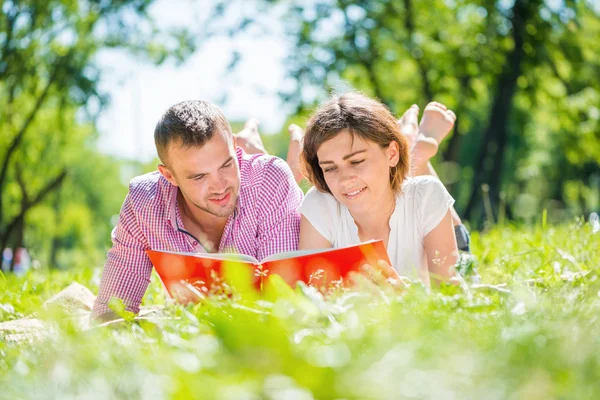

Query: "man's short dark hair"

xmin=154 ymin=100 xmax=232 ymax=163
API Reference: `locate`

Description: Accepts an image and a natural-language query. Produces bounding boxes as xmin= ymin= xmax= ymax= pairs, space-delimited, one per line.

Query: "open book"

xmin=146 ymin=240 xmax=396 ymax=303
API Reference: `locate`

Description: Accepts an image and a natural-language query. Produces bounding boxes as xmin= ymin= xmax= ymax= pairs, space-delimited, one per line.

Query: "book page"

xmin=151 ymin=249 xmax=259 ymax=265
xmin=260 ymin=239 xmax=380 ymax=263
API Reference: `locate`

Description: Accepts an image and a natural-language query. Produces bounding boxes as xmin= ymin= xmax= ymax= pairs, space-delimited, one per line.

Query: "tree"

xmin=0 ymin=0 xmax=197 ymax=269
xmin=217 ymin=0 xmax=600 ymax=226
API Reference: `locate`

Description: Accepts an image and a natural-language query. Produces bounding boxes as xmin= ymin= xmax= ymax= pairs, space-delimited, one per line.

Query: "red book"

xmin=146 ymin=240 xmax=396 ymax=303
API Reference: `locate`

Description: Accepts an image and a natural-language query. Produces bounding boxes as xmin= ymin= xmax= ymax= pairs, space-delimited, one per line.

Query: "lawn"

xmin=1 ymin=219 xmax=599 ymax=399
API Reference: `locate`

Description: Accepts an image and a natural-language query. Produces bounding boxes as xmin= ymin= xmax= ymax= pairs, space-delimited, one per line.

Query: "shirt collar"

xmin=163 ymin=176 xmax=179 ymax=230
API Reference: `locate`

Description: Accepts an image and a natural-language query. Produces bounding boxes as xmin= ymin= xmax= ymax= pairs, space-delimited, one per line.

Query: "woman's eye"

xmin=323 ymin=166 xmax=337 ymax=173
xmin=350 ymin=159 xmax=365 ymax=165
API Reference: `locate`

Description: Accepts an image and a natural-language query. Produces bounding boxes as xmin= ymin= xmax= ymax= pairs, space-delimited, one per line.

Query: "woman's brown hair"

xmin=301 ymin=92 xmax=410 ymax=194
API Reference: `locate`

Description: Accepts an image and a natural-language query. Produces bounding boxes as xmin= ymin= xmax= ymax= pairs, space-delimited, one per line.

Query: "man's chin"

xmin=206 ymin=197 xmax=238 ymax=217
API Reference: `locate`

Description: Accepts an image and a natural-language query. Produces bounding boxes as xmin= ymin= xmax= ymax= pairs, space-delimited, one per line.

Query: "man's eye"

xmin=194 ymin=175 xmax=206 ymax=181
xmin=350 ymin=160 xmax=365 ymax=165
xmin=223 ymin=162 xmax=233 ymax=169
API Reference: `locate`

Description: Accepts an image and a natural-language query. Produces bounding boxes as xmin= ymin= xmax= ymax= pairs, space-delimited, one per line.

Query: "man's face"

xmin=159 ymin=129 xmax=240 ymax=219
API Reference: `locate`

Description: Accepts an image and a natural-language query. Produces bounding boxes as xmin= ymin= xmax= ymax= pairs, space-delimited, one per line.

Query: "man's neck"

xmin=177 ymin=191 xmax=229 ymax=252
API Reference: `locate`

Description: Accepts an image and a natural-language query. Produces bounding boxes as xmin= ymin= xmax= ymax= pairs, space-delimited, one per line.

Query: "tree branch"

xmin=0 ymin=5 xmax=20 ymax=79
xmin=14 ymin=163 xmax=30 ymax=206
xmin=400 ymin=0 xmax=433 ymax=101
xmin=0 ymin=170 xmax=67 ymax=252
xmin=464 ymin=0 xmax=535 ymax=221
xmin=0 ymin=52 xmax=69 ymax=223
xmin=339 ymin=1 xmax=390 ymax=105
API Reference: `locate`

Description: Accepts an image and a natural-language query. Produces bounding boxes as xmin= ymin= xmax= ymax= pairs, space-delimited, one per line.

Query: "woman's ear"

xmin=387 ymin=141 xmax=400 ymax=167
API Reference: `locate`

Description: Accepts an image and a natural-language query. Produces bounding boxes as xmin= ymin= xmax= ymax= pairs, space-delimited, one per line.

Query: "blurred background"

xmin=1 ymin=0 xmax=599 ymax=272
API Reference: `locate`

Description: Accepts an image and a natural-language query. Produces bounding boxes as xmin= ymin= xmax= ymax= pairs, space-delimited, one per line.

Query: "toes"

xmin=398 ymin=104 xmax=420 ymax=125
xmin=435 ymin=102 xmax=448 ymax=110
xmin=424 ymin=104 xmax=446 ymax=114
xmin=446 ymin=109 xmax=457 ymax=122
xmin=244 ymin=117 xmax=260 ymax=130
xmin=426 ymin=101 xmax=447 ymax=111
xmin=288 ymin=123 xmax=305 ymax=141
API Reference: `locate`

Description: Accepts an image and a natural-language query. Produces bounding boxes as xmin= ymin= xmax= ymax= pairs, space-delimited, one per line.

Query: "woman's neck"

xmin=350 ymin=187 xmax=396 ymax=241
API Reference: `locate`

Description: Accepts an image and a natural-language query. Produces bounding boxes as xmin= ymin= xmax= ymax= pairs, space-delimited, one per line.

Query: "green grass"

xmin=1 ymin=219 xmax=599 ymax=399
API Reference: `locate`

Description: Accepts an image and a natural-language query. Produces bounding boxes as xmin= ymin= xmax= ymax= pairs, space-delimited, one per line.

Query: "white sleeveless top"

xmin=299 ymin=175 xmax=454 ymax=284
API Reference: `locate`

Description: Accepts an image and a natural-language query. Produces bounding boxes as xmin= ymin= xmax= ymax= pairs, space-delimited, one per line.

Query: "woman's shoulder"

xmin=302 ymin=186 xmax=338 ymax=206
xmin=401 ymin=175 xmax=448 ymax=196
xmin=299 ymin=186 xmax=342 ymax=243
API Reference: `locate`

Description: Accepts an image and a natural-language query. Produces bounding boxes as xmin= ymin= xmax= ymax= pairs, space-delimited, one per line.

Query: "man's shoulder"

xmin=129 ymin=170 xmax=161 ymax=193
xmin=238 ymin=148 xmax=294 ymax=188
xmin=127 ymin=171 xmax=171 ymax=206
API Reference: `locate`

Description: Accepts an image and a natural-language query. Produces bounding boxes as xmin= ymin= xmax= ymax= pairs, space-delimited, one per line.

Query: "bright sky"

xmin=96 ymin=0 xmax=293 ymax=162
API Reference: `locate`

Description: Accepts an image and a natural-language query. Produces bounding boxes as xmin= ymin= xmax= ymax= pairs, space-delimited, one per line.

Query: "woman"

xmin=299 ymin=93 xmax=458 ymax=285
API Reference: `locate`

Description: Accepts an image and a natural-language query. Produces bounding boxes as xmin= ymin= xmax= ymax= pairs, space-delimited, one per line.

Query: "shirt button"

xmin=193 ymin=241 xmax=198 ymax=246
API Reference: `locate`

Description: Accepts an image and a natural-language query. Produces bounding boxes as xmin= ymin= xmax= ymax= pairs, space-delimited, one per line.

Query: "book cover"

xmin=146 ymin=240 xmax=395 ymax=303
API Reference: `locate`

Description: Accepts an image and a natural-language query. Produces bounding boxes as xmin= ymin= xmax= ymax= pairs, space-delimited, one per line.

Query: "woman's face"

xmin=316 ymin=129 xmax=399 ymax=215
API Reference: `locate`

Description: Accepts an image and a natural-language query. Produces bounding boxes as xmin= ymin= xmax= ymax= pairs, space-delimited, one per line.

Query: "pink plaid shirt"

xmin=92 ymin=147 xmax=303 ymax=319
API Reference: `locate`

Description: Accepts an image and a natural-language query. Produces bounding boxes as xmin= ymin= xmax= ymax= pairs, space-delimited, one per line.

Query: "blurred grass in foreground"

xmin=1 ymin=219 xmax=599 ymax=399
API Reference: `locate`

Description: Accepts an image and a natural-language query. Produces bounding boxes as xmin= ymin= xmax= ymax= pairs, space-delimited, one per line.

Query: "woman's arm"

xmin=423 ymin=209 xmax=459 ymax=285
xmin=299 ymin=215 xmax=332 ymax=250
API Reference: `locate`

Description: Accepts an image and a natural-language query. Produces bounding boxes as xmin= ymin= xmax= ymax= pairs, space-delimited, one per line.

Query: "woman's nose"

xmin=339 ymin=167 xmax=356 ymax=184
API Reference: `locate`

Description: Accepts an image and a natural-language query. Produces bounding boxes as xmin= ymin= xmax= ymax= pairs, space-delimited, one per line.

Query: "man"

xmin=91 ymin=100 xmax=303 ymax=320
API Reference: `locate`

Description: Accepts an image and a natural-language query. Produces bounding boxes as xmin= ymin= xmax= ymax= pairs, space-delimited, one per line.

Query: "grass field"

xmin=1 ymin=219 xmax=599 ymax=399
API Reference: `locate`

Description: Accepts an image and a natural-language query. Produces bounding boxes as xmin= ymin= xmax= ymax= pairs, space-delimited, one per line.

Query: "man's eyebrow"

xmin=186 ymin=157 xmax=234 ymax=179
xmin=220 ymin=156 xmax=234 ymax=168
xmin=187 ymin=172 xmax=206 ymax=179
xmin=318 ymin=150 xmax=367 ymax=165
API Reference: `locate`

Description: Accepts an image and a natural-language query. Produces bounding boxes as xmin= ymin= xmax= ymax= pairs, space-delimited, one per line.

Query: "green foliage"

xmin=222 ymin=0 xmax=600 ymax=226
xmin=1 ymin=222 xmax=599 ymax=398
xmin=0 ymin=0 xmax=198 ymax=268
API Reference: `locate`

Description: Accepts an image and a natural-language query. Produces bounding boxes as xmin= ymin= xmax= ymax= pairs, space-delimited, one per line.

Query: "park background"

xmin=1 ymin=0 xmax=599 ymax=271
xmin=2 ymin=1 xmax=600 ymax=399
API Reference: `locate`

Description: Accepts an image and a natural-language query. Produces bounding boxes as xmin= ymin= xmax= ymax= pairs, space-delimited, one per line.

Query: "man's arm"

xmin=91 ymin=194 xmax=153 ymax=322
xmin=255 ymin=158 xmax=304 ymax=260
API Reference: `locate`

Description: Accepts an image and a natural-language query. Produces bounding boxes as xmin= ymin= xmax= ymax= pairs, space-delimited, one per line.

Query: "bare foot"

xmin=418 ymin=101 xmax=456 ymax=144
xmin=287 ymin=123 xmax=305 ymax=184
xmin=397 ymin=104 xmax=420 ymax=148
xmin=234 ymin=118 xmax=267 ymax=154
xmin=397 ymin=105 xmax=438 ymax=176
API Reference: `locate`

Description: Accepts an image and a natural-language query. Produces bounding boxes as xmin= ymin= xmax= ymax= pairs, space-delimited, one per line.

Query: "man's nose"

xmin=208 ymin=173 xmax=228 ymax=193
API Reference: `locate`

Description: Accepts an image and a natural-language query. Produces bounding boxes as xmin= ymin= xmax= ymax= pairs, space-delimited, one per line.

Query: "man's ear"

xmin=387 ymin=141 xmax=400 ymax=167
xmin=157 ymin=163 xmax=179 ymax=187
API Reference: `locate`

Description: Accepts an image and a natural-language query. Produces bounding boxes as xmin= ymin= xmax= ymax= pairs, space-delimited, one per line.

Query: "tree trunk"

xmin=9 ymin=217 xmax=24 ymax=272
xmin=0 ymin=170 xmax=67 ymax=259
xmin=402 ymin=0 xmax=433 ymax=102
xmin=464 ymin=0 xmax=537 ymax=221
